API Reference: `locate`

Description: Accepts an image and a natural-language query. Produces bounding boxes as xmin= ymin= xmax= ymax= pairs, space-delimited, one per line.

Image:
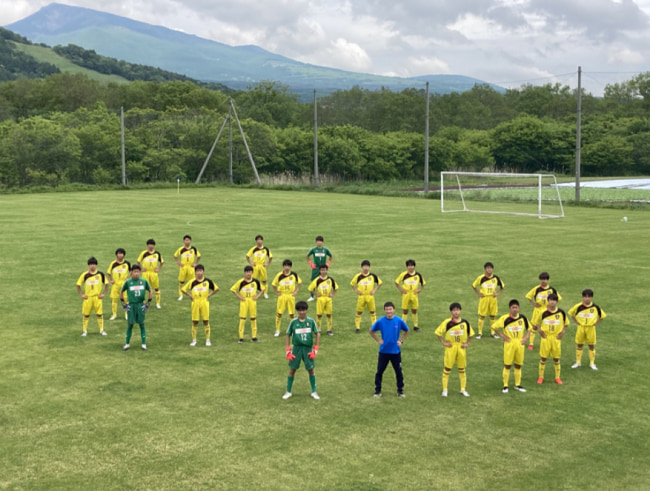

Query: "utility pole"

xmin=121 ymin=106 xmax=126 ymax=186
xmin=575 ymin=66 xmax=582 ymax=201
xmin=424 ymin=81 xmax=430 ymax=193
xmin=314 ymin=89 xmax=319 ymax=188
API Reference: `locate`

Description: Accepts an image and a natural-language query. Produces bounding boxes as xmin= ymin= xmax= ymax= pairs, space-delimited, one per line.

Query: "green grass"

xmin=11 ymin=41 xmax=129 ymax=84
xmin=1 ymin=188 xmax=649 ymax=490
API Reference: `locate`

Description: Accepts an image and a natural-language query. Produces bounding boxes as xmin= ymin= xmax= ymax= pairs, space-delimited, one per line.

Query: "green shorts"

xmin=127 ymin=304 xmax=146 ymax=325
xmin=289 ymin=345 xmax=314 ymax=371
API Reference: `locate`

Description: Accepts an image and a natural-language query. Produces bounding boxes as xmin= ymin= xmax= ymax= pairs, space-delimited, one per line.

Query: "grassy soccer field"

xmin=1 ymin=187 xmax=649 ymax=490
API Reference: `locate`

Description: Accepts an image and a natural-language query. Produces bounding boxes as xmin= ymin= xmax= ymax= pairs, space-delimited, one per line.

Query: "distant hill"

xmin=7 ymin=3 xmax=504 ymax=97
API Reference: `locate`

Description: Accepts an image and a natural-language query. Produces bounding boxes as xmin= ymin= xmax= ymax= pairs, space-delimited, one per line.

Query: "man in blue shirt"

xmin=369 ymin=301 xmax=409 ymax=397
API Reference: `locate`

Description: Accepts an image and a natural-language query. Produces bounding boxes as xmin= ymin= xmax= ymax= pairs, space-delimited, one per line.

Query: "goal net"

xmin=440 ymin=172 xmax=564 ymax=219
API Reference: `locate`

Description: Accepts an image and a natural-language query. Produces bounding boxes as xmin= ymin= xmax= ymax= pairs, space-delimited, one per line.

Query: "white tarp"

xmin=556 ymin=178 xmax=650 ymax=190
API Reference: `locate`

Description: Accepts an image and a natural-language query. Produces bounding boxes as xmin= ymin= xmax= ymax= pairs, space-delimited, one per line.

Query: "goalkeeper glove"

xmin=141 ymin=302 xmax=150 ymax=312
xmin=308 ymin=260 xmax=316 ymax=269
xmin=285 ymin=346 xmax=296 ymax=361
xmin=308 ymin=345 xmax=319 ymax=359
xmin=122 ymin=302 xmax=131 ymax=312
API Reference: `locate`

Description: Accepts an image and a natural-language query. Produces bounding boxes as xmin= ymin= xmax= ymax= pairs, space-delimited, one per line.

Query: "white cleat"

xmin=109 ymin=315 xmax=117 ymax=321
xmin=274 ymin=331 xmax=280 ymax=337
xmin=206 ymin=340 xmax=211 ymax=347
xmin=100 ymin=330 xmax=107 ymax=336
xmin=141 ymin=344 xmax=147 ymax=351
xmin=441 ymin=390 xmax=448 ymax=397
xmin=571 ymin=363 xmax=581 ymax=369
xmin=282 ymin=392 xmax=292 ymax=400
xmin=589 ymin=364 xmax=598 ymax=370
xmin=122 ymin=344 xmax=130 ymax=351
xmin=502 ymin=387 xmax=509 ymax=394
xmin=81 ymin=331 xmax=87 ymax=337
xmin=264 ymin=293 xmax=269 ymax=299
xmin=311 ymin=392 xmax=320 ymax=400
xmin=178 ymin=296 xmax=183 ymax=301
xmin=190 ymin=340 xmax=197 ymax=347
xmin=156 ymin=304 xmax=161 ymax=309
xmin=514 ymin=386 xmax=526 ymax=393
xmin=307 ymin=297 xmax=314 ymax=302
xmin=460 ymin=390 xmax=470 ymax=397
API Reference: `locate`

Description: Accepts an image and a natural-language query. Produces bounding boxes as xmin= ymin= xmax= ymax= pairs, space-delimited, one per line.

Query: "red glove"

xmin=309 ymin=261 xmax=316 ymax=269
xmin=285 ymin=346 xmax=296 ymax=361
xmin=308 ymin=345 xmax=319 ymax=359
xmin=326 ymin=260 xmax=331 ymax=267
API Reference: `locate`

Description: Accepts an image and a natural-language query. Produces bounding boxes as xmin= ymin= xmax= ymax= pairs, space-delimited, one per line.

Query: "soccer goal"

xmin=440 ymin=172 xmax=565 ymax=219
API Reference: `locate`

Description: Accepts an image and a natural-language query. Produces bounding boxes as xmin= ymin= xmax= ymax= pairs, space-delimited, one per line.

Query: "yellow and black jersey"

xmin=350 ymin=273 xmax=382 ymax=294
xmin=525 ymin=285 xmax=561 ymax=308
xmin=472 ymin=274 xmax=504 ymax=296
xmin=246 ymin=246 xmax=272 ymax=266
xmin=308 ymin=276 xmax=338 ymax=297
xmin=174 ymin=246 xmax=200 ymax=266
xmin=230 ymin=278 xmax=263 ymax=298
xmin=183 ymin=278 xmax=217 ymax=300
xmin=271 ymin=271 xmax=302 ymax=294
xmin=539 ymin=308 xmax=569 ymax=336
xmin=568 ymin=302 xmax=607 ymax=327
xmin=493 ymin=314 xmax=530 ymax=341
xmin=137 ymin=250 xmax=164 ymax=272
xmin=76 ymin=271 xmax=108 ymax=297
xmin=107 ymin=260 xmax=131 ymax=283
xmin=434 ymin=318 xmax=474 ymax=345
xmin=394 ymin=271 xmax=425 ymax=292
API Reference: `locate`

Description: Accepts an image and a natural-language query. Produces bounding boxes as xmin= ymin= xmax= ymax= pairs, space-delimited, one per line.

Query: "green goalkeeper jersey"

xmin=286 ymin=317 xmax=319 ymax=347
xmin=120 ymin=277 xmax=151 ymax=304
xmin=307 ymin=246 xmax=332 ymax=266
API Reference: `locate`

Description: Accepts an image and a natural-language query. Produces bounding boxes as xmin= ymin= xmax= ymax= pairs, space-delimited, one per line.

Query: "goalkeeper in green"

xmin=120 ymin=264 xmax=152 ymax=351
xmin=283 ymin=301 xmax=321 ymax=400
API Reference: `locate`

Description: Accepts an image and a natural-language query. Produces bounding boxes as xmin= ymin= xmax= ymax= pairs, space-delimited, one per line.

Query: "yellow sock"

xmin=156 ymin=290 xmax=161 ymax=304
xmin=576 ymin=348 xmax=583 ymax=364
xmin=316 ymin=317 xmax=322 ymax=331
xmin=370 ymin=313 xmax=377 ymax=324
xmin=442 ymin=370 xmax=450 ymax=391
xmin=459 ymin=368 xmax=467 ymax=391
xmin=275 ymin=315 xmax=282 ymax=332
xmin=97 ymin=315 xmax=104 ymax=332
xmin=589 ymin=349 xmax=595 ymax=365
xmin=82 ymin=316 xmax=89 ymax=332
xmin=514 ymin=368 xmax=522 ymax=386
xmin=112 ymin=299 xmax=118 ymax=317
xmin=502 ymin=368 xmax=510 ymax=387
xmin=191 ymin=324 xmax=198 ymax=340
xmin=204 ymin=323 xmax=210 ymax=340
xmin=528 ymin=330 xmax=536 ymax=346
xmin=554 ymin=361 xmax=561 ymax=379
xmin=412 ymin=313 xmax=418 ymax=328
xmin=489 ymin=317 xmax=496 ymax=335
xmin=539 ymin=360 xmax=546 ymax=378
xmin=355 ymin=314 xmax=361 ymax=330
xmin=478 ymin=317 xmax=484 ymax=335
xmin=238 ymin=319 xmax=245 ymax=339
xmin=251 ymin=319 xmax=257 ymax=338
xmin=327 ymin=316 xmax=332 ymax=332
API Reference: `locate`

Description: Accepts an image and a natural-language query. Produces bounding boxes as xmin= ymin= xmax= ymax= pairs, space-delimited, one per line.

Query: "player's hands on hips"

xmin=142 ymin=302 xmax=150 ymax=312
xmin=443 ymin=341 xmax=452 ymax=347
xmin=308 ymin=345 xmax=319 ymax=359
xmin=461 ymin=342 xmax=470 ymax=348
xmin=285 ymin=346 xmax=296 ymax=361
xmin=98 ymin=293 xmax=105 ymax=299
xmin=122 ymin=302 xmax=131 ymax=312
xmin=309 ymin=261 xmax=316 ymax=269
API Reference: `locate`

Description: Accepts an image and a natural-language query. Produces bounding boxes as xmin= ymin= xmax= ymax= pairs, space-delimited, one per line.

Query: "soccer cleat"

xmin=555 ymin=378 xmax=563 ymax=385
xmin=571 ymin=362 xmax=581 ymax=369
xmin=459 ymin=390 xmax=470 ymax=397
xmin=264 ymin=293 xmax=269 ymax=299
xmin=178 ymin=296 xmax=183 ymax=301
xmin=307 ymin=297 xmax=315 ymax=302
xmin=327 ymin=331 xmax=333 ymax=336
xmin=238 ymin=339 xmax=243 ymax=344
xmin=355 ymin=329 xmax=360 ymax=334
xmin=190 ymin=340 xmax=197 ymax=347
xmin=81 ymin=331 xmax=87 ymax=337
xmin=528 ymin=345 xmax=533 ymax=351
xmin=475 ymin=334 xmax=482 ymax=340
xmin=397 ymin=392 xmax=405 ymax=398
xmin=537 ymin=377 xmax=544 ymax=384
xmin=205 ymin=340 xmax=211 ymax=347
xmin=514 ymin=386 xmax=526 ymax=393
xmin=414 ymin=327 xmax=421 ymax=332
xmin=310 ymin=392 xmax=320 ymax=400
xmin=100 ymin=330 xmax=107 ymax=336
xmin=156 ymin=304 xmax=161 ymax=309
xmin=282 ymin=392 xmax=292 ymax=400
xmin=109 ymin=315 xmax=117 ymax=321
xmin=122 ymin=344 xmax=130 ymax=351
xmin=373 ymin=392 xmax=382 ymax=398
xmin=589 ymin=364 xmax=598 ymax=371
xmin=441 ymin=390 xmax=448 ymax=397
xmin=274 ymin=331 xmax=280 ymax=337
xmin=491 ymin=334 xmax=499 ymax=339
xmin=141 ymin=344 xmax=147 ymax=350
xmin=502 ymin=387 xmax=509 ymax=393
xmin=252 ymin=337 xmax=260 ymax=343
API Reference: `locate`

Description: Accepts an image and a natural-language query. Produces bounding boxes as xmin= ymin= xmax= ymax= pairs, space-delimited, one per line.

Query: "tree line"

xmin=1 ymin=71 xmax=650 ymax=189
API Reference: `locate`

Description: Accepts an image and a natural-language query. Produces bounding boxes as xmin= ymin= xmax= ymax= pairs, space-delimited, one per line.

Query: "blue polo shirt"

xmin=371 ymin=315 xmax=409 ymax=354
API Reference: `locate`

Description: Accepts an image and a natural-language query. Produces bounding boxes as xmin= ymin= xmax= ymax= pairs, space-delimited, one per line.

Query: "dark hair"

xmin=547 ymin=293 xmax=559 ymax=301
xmin=582 ymin=289 xmax=594 ymax=297
xmin=146 ymin=239 xmax=156 ymax=245
xmin=255 ymin=234 xmax=263 ymax=241
xmin=319 ymin=264 xmax=329 ymax=270
xmin=296 ymin=301 xmax=309 ymax=311
xmin=539 ymin=272 xmax=549 ymax=280
xmin=115 ymin=248 xmax=126 ymax=255
xmin=282 ymin=259 xmax=292 ymax=267
xmin=244 ymin=265 xmax=254 ymax=272
xmin=484 ymin=262 xmax=494 ymax=269
xmin=87 ymin=257 xmax=98 ymax=265
xmin=405 ymin=259 xmax=416 ymax=267
xmin=361 ymin=260 xmax=370 ymax=267
xmin=131 ymin=264 xmax=141 ymax=271
xmin=449 ymin=302 xmax=462 ymax=311
xmin=315 ymin=235 xmax=324 ymax=242
xmin=509 ymin=299 xmax=520 ymax=307
xmin=384 ymin=301 xmax=395 ymax=309
xmin=194 ymin=264 xmax=204 ymax=271
xmin=183 ymin=235 xmax=191 ymax=241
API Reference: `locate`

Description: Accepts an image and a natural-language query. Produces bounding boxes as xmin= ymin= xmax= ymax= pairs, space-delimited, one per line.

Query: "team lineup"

xmin=76 ymin=235 xmax=607 ymax=400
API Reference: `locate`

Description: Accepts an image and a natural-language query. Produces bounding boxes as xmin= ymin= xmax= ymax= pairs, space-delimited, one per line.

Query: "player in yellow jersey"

xmin=231 ymin=265 xmax=264 ymax=343
xmin=308 ymin=264 xmax=338 ymax=336
xmin=75 ymin=257 xmax=109 ymax=337
xmin=569 ymin=289 xmax=607 ymax=371
xmin=350 ymin=260 xmax=383 ymax=333
xmin=536 ymin=293 xmax=569 ymax=385
xmin=493 ymin=299 xmax=532 ymax=393
xmin=108 ymin=248 xmax=131 ymax=321
xmin=246 ymin=235 xmax=273 ymax=299
xmin=174 ymin=235 xmax=201 ymax=301
xmin=271 ymin=259 xmax=302 ymax=337
xmin=394 ymin=259 xmax=426 ymax=332
xmin=471 ymin=262 xmax=504 ymax=339
xmin=182 ymin=264 xmax=218 ymax=347
xmin=435 ymin=302 xmax=474 ymax=397
xmin=525 ymin=272 xmax=561 ymax=351
xmin=137 ymin=239 xmax=164 ymax=308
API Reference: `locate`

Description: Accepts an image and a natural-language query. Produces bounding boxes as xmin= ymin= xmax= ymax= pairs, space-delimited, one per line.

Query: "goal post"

xmin=440 ymin=172 xmax=565 ymax=219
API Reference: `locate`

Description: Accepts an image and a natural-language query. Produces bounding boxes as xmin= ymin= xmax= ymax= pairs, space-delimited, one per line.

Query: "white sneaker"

xmin=311 ymin=392 xmax=320 ymax=400
xmin=274 ymin=331 xmax=280 ymax=337
xmin=589 ymin=364 xmax=598 ymax=370
xmin=282 ymin=392 xmax=292 ymax=400
xmin=100 ymin=330 xmax=107 ymax=336
xmin=190 ymin=340 xmax=197 ymax=347
xmin=141 ymin=344 xmax=147 ymax=350
xmin=109 ymin=315 xmax=117 ymax=321
xmin=571 ymin=362 xmax=581 ymax=369
xmin=81 ymin=331 xmax=87 ymax=337
xmin=206 ymin=339 xmax=211 ymax=347
xmin=514 ymin=386 xmax=526 ymax=393
xmin=122 ymin=344 xmax=130 ymax=351
xmin=178 ymin=296 xmax=183 ymax=301
xmin=502 ymin=387 xmax=509 ymax=394
xmin=373 ymin=393 xmax=382 ymax=398
xmin=475 ymin=335 xmax=482 ymax=340
xmin=460 ymin=390 xmax=470 ymax=397
xmin=264 ymin=293 xmax=269 ymax=299
xmin=441 ymin=390 xmax=448 ymax=397
xmin=307 ymin=297 xmax=314 ymax=302
xmin=156 ymin=304 xmax=161 ymax=309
